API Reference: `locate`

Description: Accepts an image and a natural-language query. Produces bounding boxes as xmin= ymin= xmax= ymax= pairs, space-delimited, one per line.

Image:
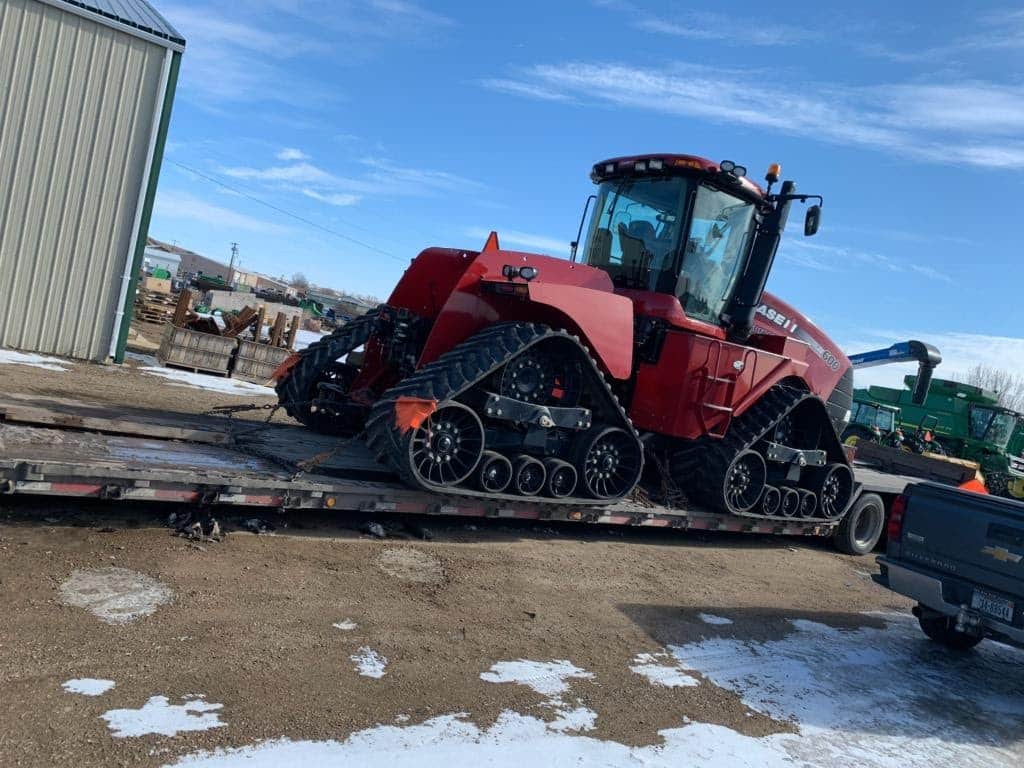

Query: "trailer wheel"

xmin=833 ymin=493 xmax=884 ymax=555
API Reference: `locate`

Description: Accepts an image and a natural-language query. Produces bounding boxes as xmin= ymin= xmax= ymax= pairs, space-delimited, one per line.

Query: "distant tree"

xmin=291 ymin=272 xmax=311 ymax=292
xmin=958 ymin=364 xmax=1024 ymax=412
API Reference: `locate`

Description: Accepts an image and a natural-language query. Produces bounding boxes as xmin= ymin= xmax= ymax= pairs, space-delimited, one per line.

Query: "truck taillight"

xmin=887 ymin=494 xmax=907 ymax=540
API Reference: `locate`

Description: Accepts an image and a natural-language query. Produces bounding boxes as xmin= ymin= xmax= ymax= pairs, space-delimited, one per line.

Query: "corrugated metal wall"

xmin=0 ymin=0 xmax=164 ymax=360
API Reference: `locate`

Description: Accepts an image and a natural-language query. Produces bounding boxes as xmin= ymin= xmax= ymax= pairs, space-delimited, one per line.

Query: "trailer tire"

xmin=917 ymin=611 xmax=983 ymax=651
xmin=833 ymin=493 xmax=885 ymax=555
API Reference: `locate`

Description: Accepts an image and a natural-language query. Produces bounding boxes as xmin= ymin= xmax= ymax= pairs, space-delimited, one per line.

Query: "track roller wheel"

xmin=720 ymin=449 xmax=767 ymax=514
xmin=797 ymin=489 xmax=818 ymax=518
xmin=577 ymin=427 xmax=643 ymax=499
xmin=477 ymin=451 xmax=513 ymax=494
xmin=543 ymin=458 xmax=578 ymax=498
xmin=807 ymin=463 xmax=855 ymax=519
xmin=759 ymin=485 xmax=781 ymax=516
xmin=780 ymin=487 xmax=800 ymax=517
xmin=407 ymin=402 xmax=485 ymax=488
xmin=512 ymin=455 xmax=546 ymax=496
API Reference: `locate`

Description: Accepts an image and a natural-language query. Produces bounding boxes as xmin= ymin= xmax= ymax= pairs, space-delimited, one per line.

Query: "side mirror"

xmin=804 ymin=204 xmax=822 ymax=237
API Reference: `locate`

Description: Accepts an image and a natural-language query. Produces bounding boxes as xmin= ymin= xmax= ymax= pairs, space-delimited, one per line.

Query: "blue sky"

xmin=151 ymin=0 xmax=1023 ymax=388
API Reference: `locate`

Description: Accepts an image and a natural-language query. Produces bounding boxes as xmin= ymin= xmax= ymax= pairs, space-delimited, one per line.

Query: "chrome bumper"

xmin=877 ymin=557 xmax=1024 ymax=645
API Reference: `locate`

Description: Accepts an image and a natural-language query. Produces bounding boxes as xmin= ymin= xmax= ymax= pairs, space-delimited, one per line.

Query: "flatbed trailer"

xmin=0 ymin=394 xmax=920 ymax=553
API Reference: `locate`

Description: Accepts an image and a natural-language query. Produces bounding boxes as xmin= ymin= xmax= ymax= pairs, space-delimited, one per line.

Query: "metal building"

xmin=0 ymin=0 xmax=184 ymax=362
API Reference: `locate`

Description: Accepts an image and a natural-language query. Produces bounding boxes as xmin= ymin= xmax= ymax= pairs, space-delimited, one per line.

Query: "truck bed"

xmin=0 ymin=393 xmax=859 ymax=536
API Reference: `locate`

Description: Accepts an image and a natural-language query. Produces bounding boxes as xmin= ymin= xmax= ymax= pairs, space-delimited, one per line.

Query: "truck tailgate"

xmin=899 ymin=483 xmax=1024 ymax=600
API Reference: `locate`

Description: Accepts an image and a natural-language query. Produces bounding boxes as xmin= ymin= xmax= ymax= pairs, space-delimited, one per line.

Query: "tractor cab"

xmin=577 ymin=154 xmax=820 ymax=339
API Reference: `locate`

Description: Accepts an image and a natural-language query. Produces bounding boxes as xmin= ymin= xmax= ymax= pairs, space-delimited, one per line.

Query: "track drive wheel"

xmin=407 ymin=402 xmax=485 ymax=488
xmin=719 ymin=449 xmax=767 ymax=514
xmin=577 ymin=427 xmax=643 ymax=499
xmin=807 ymin=463 xmax=855 ymax=519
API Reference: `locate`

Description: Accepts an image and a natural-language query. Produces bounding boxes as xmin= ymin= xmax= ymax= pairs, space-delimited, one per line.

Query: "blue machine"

xmin=847 ymin=340 xmax=942 ymax=405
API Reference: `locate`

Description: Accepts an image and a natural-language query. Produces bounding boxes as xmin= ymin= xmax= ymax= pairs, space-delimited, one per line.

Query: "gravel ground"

xmin=1 ymin=342 xmax=1021 ymax=767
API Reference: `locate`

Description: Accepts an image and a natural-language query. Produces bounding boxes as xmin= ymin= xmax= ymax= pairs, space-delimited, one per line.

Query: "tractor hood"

xmin=411 ymin=233 xmax=636 ymax=380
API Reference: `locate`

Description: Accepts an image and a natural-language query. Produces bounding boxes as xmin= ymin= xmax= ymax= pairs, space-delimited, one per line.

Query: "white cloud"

xmin=481 ymin=61 xmax=1024 ymax=169
xmin=223 ymin=161 xmax=339 ymax=186
xmin=841 ymin=330 xmax=1024 ymax=389
xmin=466 ymin=227 xmax=570 ymax=255
xmin=302 ymin=189 xmax=361 ymax=207
xmin=221 ymin=155 xmax=484 ymax=206
xmin=154 ymin=189 xmax=287 ymax=234
xmin=277 ymin=147 xmax=310 ymax=161
xmin=634 ymin=13 xmax=818 ymax=46
xmin=779 ymin=240 xmax=953 ymax=283
xmin=368 ymin=0 xmax=455 ymax=27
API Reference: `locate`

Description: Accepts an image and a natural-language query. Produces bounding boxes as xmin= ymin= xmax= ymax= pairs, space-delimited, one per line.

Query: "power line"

xmin=168 ymin=161 xmax=405 ymax=262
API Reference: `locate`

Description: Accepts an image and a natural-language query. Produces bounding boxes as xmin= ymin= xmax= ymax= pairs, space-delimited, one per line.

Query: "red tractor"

xmin=274 ymin=154 xmax=855 ymax=520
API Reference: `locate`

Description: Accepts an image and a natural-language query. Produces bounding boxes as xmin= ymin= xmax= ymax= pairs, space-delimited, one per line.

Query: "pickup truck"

xmin=875 ymin=482 xmax=1024 ymax=651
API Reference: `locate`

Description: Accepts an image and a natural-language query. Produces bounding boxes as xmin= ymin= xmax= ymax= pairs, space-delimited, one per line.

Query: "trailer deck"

xmin=0 ymin=393 xmax=874 ymax=537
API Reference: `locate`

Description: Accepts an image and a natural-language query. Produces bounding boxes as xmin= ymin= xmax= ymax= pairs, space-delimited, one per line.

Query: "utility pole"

xmin=229 ymin=242 xmax=239 ymax=286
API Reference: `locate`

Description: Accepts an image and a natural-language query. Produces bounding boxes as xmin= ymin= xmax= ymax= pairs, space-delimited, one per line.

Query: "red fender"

xmin=417 ymin=244 xmax=634 ymax=380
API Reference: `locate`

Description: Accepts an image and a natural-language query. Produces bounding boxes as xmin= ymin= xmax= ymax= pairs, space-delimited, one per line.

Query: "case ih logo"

xmin=756 ymin=303 xmax=841 ymax=372
xmin=756 ymin=303 xmax=799 ymax=333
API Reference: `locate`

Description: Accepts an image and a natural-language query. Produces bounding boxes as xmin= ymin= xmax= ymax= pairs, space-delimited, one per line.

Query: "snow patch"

xmin=630 ymin=653 xmax=700 ymax=688
xmin=165 ymin=712 xmax=791 ymax=768
xmin=351 ymin=647 xmax=388 ymax=678
xmin=139 ymin=366 xmax=276 ymax=396
xmin=667 ymin=613 xmax=1024 ymax=767
xmin=62 ymin=678 xmax=116 ymax=696
xmin=333 ymin=619 xmax=358 ymax=631
xmin=698 ymin=613 xmax=734 ymax=626
xmin=294 ymin=329 xmax=327 ymax=351
xmin=480 ymin=660 xmax=593 ymax=700
xmin=0 ymin=348 xmax=69 ymax=371
xmin=481 ymin=659 xmax=596 ymax=732
xmin=60 ymin=567 xmax=172 ymax=624
xmin=103 ymin=695 xmax=225 ymax=737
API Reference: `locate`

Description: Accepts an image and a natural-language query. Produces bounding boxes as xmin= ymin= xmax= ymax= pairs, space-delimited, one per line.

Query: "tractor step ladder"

xmin=697 ymin=341 xmax=736 ymax=439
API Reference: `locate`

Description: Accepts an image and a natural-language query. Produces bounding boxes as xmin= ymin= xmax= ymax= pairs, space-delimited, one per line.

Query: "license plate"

xmin=971 ymin=589 xmax=1014 ymax=623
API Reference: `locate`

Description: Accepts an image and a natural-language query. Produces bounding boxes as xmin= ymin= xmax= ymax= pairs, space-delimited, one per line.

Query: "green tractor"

xmin=854 ymin=377 xmax=1024 ymax=499
xmin=842 ymin=400 xmax=942 ymax=454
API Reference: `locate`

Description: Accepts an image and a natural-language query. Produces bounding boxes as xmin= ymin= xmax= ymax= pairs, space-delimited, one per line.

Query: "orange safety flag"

xmin=394 ymin=396 xmax=438 ymax=433
xmin=959 ymin=478 xmax=989 ymax=495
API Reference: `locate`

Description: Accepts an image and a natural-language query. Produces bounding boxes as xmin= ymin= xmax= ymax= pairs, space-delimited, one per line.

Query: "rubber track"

xmin=274 ymin=310 xmax=378 ymax=433
xmin=363 ymin=322 xmax=642 ymax=504
xmin=670 ymin=384 xmax=846 ymax=521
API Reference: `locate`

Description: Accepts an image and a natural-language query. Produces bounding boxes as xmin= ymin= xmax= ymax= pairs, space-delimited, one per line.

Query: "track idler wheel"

xmin=759 ymin=485 xmax=781 ymax=516
xmin=543 ymin=458 xmax=578 ymax=498
xmin=406 ymin=402 xmax=485 ymax=488
xmin=477 ymin=451 xmax=513 ymax=494
xmin=512 ymin=455 xmax=546 ymax=496
xmin=807 ymin=463 xmax=855 ymax=519
xmin=720 ymin=449 xmax=767 ymax=514
xmin=780 ymin=487 xmax=800 ymax=517
xmin=797 ymin=489 xmax=818 ymax=519
xmin=577 ymin=427 xmax=643 ymax=499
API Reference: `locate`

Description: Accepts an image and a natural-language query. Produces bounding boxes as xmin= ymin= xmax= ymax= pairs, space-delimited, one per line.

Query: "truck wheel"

xmin=917 ymin=611 xmax=983 ymax=651
xmin=832 ymin=493 xmax=884 ymax=555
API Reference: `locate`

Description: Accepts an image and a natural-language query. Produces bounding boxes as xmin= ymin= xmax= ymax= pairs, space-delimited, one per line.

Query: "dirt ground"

xmin=0 ymin=502 xmax=905 ymax=767
xmin=1 ymin=346 xmax=1020 ymax=767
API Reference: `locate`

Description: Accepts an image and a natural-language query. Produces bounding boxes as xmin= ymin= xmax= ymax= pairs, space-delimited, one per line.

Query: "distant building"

xmin=148 ymin=238 xmax=234 ymax=282
xmin=143 ymin=247 xmax=181 ymax=275
xmin=337 ymin=294 xmax=377 ymax=316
